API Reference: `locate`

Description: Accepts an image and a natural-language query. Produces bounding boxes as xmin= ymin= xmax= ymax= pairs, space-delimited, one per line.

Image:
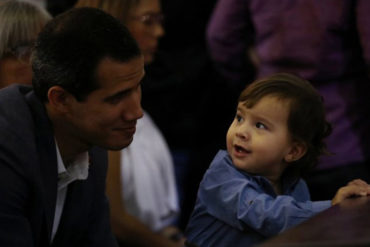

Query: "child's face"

xmin=226 ymin=95 xmax=296 ymax=182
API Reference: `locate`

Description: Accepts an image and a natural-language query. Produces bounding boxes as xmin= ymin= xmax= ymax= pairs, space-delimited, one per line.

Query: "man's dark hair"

xmin=32 ymin=7 xmax=141 ymax=102
xmin=239 ymin=73 xmax=332 ymax=176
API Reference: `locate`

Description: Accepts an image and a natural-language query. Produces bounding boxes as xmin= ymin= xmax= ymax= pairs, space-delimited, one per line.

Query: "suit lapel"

xmin=25 ymin=91 xmax=58 ymax=243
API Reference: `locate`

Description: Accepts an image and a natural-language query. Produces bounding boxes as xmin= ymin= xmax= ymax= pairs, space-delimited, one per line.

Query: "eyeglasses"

xmin=131 ymin=13 xmax=164 ymax=26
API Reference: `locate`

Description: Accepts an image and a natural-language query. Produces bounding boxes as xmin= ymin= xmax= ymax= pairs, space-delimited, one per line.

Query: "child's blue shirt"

xmin=185 ymin=150 xmax=331 ymax=247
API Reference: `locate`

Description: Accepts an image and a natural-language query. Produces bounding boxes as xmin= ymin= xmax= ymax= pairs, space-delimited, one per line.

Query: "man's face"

xmin=65 ymin=56 xmax=145 ymax=150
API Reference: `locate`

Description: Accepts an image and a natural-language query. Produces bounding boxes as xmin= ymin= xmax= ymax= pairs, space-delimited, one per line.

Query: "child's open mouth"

xmin=235 ymin=144 xmax=251 ymax=154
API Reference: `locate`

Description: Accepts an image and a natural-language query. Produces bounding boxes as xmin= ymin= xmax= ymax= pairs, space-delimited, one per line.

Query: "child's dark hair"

xmin=239 ymin=73 xmax=332 ymax=176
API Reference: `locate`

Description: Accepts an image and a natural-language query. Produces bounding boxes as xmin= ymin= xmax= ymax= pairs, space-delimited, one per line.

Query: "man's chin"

xmin=104 ymin=137 xmax=134 ymax=151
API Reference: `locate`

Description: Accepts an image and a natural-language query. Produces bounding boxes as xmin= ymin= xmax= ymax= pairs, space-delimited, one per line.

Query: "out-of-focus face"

xmin=126 ymin=0 xmax=164 ymax=64
xmin=0 ymin=51 xmax=32 ymax=88
xmin=63 ymin=56 xmax=145 ymax=150
xmin=226 ymin=96 xmax=295 ymax=182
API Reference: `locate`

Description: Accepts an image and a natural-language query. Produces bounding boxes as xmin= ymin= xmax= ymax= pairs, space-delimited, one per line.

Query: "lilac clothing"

xmin=185 ymin=150 xmax=331 ymax=247
xmin=207 ymin=0 xmax=370 ymax=169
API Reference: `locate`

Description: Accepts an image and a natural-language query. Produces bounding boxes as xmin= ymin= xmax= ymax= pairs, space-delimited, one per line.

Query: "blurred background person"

xmin=206 ymin=0 xmax=370 ymax=200
xmin=143 ymin=0 xmax=238 ymax=230
xmin=74 ymin=0 xmax=184 ymax=246
xmin=0 ymin=0 xmax=51 ymax=88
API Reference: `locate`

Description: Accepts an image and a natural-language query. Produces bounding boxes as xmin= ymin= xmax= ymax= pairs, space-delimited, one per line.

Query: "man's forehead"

xmin=96 ymin=56 xmax=145 ymax=85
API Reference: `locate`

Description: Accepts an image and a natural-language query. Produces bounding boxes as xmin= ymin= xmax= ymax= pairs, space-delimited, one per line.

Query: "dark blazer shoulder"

xmin=0 ymin=85 xmax=35 ymax=136
xmin=0 ymin=84 xmax=58 ymax=246
xmin=0 ymin=85 xmax=42 ymax=177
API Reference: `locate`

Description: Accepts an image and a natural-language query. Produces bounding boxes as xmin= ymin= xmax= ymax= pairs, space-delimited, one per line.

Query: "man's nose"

xmin=154 ymin=23 xmax=165 ymax=38
xmin=122 ymin=90 xmax=143 ymax=121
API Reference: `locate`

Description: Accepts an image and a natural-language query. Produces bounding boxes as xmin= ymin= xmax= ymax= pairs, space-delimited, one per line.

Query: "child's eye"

xmin=256 ymin=122 xmax=266 ymax=129
xmin=236 ymin=114 xmax=243 ymax=123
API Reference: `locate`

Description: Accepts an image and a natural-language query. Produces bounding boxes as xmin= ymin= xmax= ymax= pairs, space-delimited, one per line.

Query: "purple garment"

xmin=207 ymin=0 xmax=370 ymax=170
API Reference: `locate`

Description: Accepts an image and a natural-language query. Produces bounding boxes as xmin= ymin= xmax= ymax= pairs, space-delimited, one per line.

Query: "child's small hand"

xmin=332 ymin=179 xmax=370 ymax=205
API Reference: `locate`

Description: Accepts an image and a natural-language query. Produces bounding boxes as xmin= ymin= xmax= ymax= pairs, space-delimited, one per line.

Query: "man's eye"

xmin=106 ymin=95 xmax=123 ymax=104
xmin=256 ymin=122 xmax=266 ymax=129
xmin=105 ymin=91 xmax=130 ymax=104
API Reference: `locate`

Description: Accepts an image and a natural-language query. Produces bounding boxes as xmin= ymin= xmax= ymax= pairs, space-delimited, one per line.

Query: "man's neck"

xmin=54 ymin=133 xmax=89 ymax=165
xmin=47 ymin=105 xmax=89 ymax=165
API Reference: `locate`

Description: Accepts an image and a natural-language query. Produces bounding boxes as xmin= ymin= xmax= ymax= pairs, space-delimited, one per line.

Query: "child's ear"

xmin=284 ymin=142 xmax=307 ymax=163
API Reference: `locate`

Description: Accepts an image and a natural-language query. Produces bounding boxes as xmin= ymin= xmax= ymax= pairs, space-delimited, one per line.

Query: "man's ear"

xmin=284 ymin=141 xmax=307 ymax=163
xmin=47 ymin=86 xmax=74 ymax=113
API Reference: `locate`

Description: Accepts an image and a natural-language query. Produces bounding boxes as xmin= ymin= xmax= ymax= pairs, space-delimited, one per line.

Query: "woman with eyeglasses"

xmin=74 ymin=1 xmax=184 ymax=247
xmin=0 ymin=0 xmax=51 ymax=88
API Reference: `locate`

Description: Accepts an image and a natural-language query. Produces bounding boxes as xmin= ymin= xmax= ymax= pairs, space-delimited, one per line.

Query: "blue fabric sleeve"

xmin=198 ymin=152 xmax=331 ymax=237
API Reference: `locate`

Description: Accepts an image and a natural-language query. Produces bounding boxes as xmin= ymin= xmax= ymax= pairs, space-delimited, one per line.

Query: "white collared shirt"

xmin=51 ymin=142 xmax=89 ymax=242
xmin=121 ymin=113 xmax=179 ymax=231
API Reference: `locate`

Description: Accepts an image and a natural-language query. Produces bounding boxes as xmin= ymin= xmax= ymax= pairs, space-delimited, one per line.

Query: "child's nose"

xmin=236 ymin=124 xmax=250 ymax=140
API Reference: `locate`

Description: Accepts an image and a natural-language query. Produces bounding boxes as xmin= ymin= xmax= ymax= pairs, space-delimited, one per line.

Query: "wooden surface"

xmin=259 ymin=196 xmax=370 ymax=246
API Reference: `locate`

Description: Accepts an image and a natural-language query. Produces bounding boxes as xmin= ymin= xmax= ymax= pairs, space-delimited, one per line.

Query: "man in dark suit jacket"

xmin=0 ymin=7 xmax=145 ymax=247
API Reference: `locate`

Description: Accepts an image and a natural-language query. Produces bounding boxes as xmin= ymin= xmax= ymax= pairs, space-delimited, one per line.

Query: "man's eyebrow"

xmin=102 ymin=69 xmax=145 ymax=102
xmin=103 ymin=88 xmax=132 ymax=102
